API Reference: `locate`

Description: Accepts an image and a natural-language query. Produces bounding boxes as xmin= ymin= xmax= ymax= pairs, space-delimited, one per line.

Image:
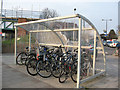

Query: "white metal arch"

xmin=77 ymin=14 xmax=106 ymax=75
xmin=15 ymin=14 xmax=106 ymax=88
xmin=77 ymin=14 xmax=106 ymax=88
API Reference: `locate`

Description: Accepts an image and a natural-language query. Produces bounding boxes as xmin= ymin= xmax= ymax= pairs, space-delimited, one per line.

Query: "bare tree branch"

xmin=40 ymin=8 xmax=59 ymax=19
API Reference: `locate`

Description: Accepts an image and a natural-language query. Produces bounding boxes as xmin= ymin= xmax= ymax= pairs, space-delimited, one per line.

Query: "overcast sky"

xmin=2 ymin=0 xmax=119 ymax=33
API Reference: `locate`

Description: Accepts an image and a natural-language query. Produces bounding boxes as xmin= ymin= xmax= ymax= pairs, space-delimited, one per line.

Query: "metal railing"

xmin=2 ymin=9 xmax=42 ymax=19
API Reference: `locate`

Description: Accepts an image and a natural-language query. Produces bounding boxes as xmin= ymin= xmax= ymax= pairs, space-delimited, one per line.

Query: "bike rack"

xmin=14 ymin=14 xmax=106 ymax=88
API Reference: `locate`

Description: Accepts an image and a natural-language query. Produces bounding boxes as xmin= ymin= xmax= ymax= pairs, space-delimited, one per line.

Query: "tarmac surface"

xmin=1 ymin=53 xmax=119 ymax=89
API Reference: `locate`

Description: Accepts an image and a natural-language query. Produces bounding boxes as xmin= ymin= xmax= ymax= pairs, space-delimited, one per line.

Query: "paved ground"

xmin=1 ymin=52 xmax=119 ymax=88
xmin=1 ymin=54 xmax=54 ymax=89
xmin=2 ymin=64 xmax=54 ymax=88
xmin=104 ymin=46 xmax=116 ymax=55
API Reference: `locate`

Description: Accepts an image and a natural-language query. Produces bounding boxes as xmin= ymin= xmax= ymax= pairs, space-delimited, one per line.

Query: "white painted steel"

xmin=93 ymin=30 xmax=97 ymax=75
xmin=29 ymin=32 xmax=31 ymax=52
xmin=95 ymin=69 xmax=105 ymax=71
xmin=14 ymin=14 xmax=106 ymax=88
xmin=77 ymin=14 xmax=106 ymax=75
xmin=38 ymin=43 xmax=103 ymax=49
xmin=15 ymin=14 xmax=78 ymax=26
xmin=77 ymin=18 xmax=82 ymax=88
xmin=80 ymin=71 xmax=105 ymax=84
xmin=29 ymin=28 xmax=79 ymax=33
xmin=96 ymin=32 xmax=106 ymax=74
xmin=15 ymin=27 xmax=17 ymax=64
xmin=29 ymin=28 xmax=93 ymax=33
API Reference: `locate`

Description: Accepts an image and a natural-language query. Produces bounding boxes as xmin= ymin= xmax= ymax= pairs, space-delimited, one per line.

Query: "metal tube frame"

xmin=80 ymin=71 xmax=105 ymax=84
xmin=77 ymin=18 xmax=82 ymax=88
xmin=93 ymin=30 xmax=97 ymax=75
xmin=29 ymin=28 xmax=93 ymax=33
xmin=15 ymin=26 xmax=17 ymax=64
xmin=15 ymin=14 xmax=79 ymax=26
xmin=14 ymin=14 xmax=106 ymax=88
xmin=29 ymin=32 xmax=31 ymax=52
xmin=38 ymin=43 xmax=103 ymax=49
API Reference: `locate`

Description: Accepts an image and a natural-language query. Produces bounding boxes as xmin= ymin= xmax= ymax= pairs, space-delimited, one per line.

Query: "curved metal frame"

xmin=77 ymin=14 xmax=106 ymax=88
xmin=14 ymin=14 xmax=106 ymax=88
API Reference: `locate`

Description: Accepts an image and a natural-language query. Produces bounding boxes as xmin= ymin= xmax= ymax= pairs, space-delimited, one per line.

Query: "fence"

xmin=2 ymin=9 xmax=42 ymax=19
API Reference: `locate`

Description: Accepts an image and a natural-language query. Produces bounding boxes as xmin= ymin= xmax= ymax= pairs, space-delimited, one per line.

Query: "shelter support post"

xmin=96 ymin=32 xmax=106 ymax=75
xmin=93 ymin=30 xmax=97 ymax=75
xmin=29 ymin=32 xmax=31 ymax=52
xmin=103 ymin=45 xmax=106 ymax=75
xmin=15 ymin=26 xmax=17 ymax=64
xmin=77 ymin=18 xmax=82 ymax=88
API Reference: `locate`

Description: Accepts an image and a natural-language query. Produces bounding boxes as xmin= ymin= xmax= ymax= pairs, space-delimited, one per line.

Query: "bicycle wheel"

xmin=16 ymin=52 xmax=27 ymax=65
xmin=26 ymin=59 xmax=37 ymax=76
xmin=71 ymin=60 xmax=77 ymax=83
xmin=25 ymin=53 xmax=36 ymax=66
xmin=71 ymin=58 xmax=90 ymax=83
xmin=36 ymin=60 xmax=52 ymax=78
xmin=59 ymin=64 xmax=68 ymax=83
xmin=51 ymin=59 xmax=61 ymax=78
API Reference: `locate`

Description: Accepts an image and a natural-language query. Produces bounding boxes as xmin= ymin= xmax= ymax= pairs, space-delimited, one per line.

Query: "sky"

xmin=2 ymin=0 xmax=119 ymax=34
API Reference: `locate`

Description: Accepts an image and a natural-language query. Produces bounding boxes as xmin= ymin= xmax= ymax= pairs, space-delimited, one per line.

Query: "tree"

xmin=108 ymin=29 xmax=118 ymax=39
xmin=40 ymin=8 xmax=59 ymax=19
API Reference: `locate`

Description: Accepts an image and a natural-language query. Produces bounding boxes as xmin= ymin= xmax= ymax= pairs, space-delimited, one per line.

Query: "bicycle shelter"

xmin=14 ymin=14 xmax=106 ymax=88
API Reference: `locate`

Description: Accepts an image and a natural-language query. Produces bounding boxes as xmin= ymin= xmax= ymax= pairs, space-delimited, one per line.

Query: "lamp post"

xmin=102 ymin=19 xmax=112 ymax=34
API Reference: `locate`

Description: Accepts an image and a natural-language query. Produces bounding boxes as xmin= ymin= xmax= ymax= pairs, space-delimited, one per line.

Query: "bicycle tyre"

xmin=36 ymin=60 xmax=52 ymax=78
xmin=58 ymin=65 xmax=68 ymax=83
xmin=26 ymin=59 xmax=38 ymax=76
xmin=25 ymin=53 xmax=36 ymax=66
xmin=71 ymin=54 xmax=91 ymax=83
xmin=51 ymin=59 xmax=61 ymax=78
xmin=71 ymin=60 xmax=77 ymax=83
xmin=16 ymin=52 xmax=27 ymax=65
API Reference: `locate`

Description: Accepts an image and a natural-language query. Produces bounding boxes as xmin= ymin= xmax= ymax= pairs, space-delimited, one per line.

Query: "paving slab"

xmin=2 ymin=64 xmax=54 ymax=88
xmin=1 ymin=53 xmax=119 ymax=88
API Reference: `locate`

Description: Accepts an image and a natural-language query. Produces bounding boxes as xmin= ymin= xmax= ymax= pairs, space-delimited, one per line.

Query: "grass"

xmin=2 ymin=38 xmax=15 ymax=45
xmin=2 ymin=35 xmax=36 ymax=45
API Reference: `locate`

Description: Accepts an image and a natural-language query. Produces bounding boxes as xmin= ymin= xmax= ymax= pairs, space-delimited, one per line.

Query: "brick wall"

xmin=17 ymin=18 xmax=28 ymax=36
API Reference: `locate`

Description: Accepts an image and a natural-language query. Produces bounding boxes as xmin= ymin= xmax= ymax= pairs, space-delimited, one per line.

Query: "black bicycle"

xmin=36 ymin=46 xmax=54 ymax=78
xmin=58 ymin=50 xmax=77 ymax=83
xmin=70 ymin=50 xmax=93 ymax=83
xmin=26 ymin=45 xmax=48 ymax=76
xmin=36 ymin=45 xmax=63 ymax=78
xmin=16 ymin=47 xmax=36 ymax=65
xmin=59 ymin=49 xmax=93 ymax=83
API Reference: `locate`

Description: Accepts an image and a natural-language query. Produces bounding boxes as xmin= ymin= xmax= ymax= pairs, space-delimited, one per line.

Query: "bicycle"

xmin=36 ymin=46 xmax=55 ymax=78
xmin=59 ymin=48 xmax=93 ymax=83
xmin=50 ymin=46 xmax=65 ymax=78
xmin=71 ymin=51 xmax=93 ymax=83
xmin=16 ymin=47 xmax=36 ymax=65
xmin=58 ymin=49 xmax=77 ymax=83
xmin=26 ymin=45 xmax=49 ymax=76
